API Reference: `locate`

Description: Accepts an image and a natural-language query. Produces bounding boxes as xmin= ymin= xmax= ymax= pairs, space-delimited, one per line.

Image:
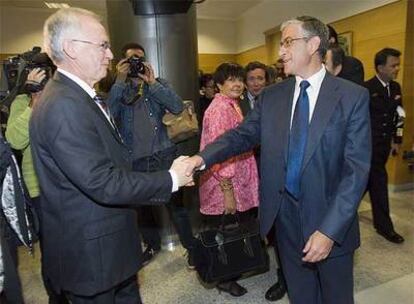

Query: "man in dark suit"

xmin=29 ymin=7 xmax=193 ymax=303
xmin=185 ymin=16 xmax=371 ymax=303
xmin=364 ymin=48 xmax=405 ymax=244
xmin=240 ymin=61 xmax=269 ymax=117
xmin=327 ymin=25 xmax=365 ymax=85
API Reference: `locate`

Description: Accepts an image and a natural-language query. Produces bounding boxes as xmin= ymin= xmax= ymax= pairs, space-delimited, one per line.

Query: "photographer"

xmin=107 ymin=43 xmax=196 ymax=267
xmin=6 ymin=67 xmax=68 ymax=304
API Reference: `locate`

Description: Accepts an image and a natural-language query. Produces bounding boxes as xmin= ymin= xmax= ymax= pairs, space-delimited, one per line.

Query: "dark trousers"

xmin=65 ymin=275 xmax=141 ymax=304
xmin=0 ymin=215 xmax=24 ymax=304
xmin=275 ymin=194 xmax=354 ymax=304
xmin=33 ymin=197 xmax=69 ymax=304
xmin=133 ymin=147 xmax=195 ymax=250
xmin=366 ymin=144 xmax=395 ymax=234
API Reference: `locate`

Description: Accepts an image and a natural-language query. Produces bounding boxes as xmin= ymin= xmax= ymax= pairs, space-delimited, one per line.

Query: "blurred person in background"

xmin=240 ymin=61 xmax=269 ymax=116
xmin=325 ymin=44 xmax=345 ymax=77
xmin=327 ymin=25 xmax=364 ymax=85
xmin=6 ymin=60 xmax=68 ymax=304
xmin=274 ymin=58 xmax=288 ymax=83
xmin=364 ymin=47 xmax=405 ymax=244
xmin=197 ymin=73 xmax=216 ymax=129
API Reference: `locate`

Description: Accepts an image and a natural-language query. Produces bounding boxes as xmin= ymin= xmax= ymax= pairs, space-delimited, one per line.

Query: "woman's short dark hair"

xmin=200 ymin=73 xmax=214 ymax=88
xmin=213 ymin=62 xmax=245 ymax=85
xmin=121 ymin=42 xmax=146 ymax=57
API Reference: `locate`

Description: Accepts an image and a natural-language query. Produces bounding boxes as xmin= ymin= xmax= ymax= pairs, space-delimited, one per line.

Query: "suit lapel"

xmin=279 ymin=79 xmax=295 ymax=164
xmin=301 ymin=73 xmax=340 ymax=171
xmin=85 ymin=97 xmax=125 ymax=145
xmin=55 ymin=72 xmax=124 ymax=145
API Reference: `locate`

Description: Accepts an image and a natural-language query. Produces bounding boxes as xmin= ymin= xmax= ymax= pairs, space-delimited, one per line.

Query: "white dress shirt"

xmin=291 ymin=65 xmax=326 ymax=126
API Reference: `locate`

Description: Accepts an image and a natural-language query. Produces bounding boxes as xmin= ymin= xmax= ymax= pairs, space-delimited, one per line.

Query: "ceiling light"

xmin=44 ymin=2 xmax=71 ymax=9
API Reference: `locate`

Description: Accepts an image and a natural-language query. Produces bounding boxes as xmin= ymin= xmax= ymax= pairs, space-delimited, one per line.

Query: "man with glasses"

xmin=184 ymin=16 xmax=371 ymax=303
xmin=30 ymin=8 xmax=193 ymax=303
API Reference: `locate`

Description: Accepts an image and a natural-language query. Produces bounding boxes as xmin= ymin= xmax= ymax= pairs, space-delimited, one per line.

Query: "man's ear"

xmin=62 ymin=39 xmax=76 ymax=59
xmin=308 ymin=36 xmax=321 ymax=57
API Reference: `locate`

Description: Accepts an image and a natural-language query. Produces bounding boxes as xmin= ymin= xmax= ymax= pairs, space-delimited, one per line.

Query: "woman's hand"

xmin=223 ymin=190 xmax=237 ymax=214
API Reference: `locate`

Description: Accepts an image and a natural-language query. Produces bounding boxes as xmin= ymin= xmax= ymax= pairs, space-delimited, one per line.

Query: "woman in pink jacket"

xmin=199 ymin=62 xmax=259 ymax=297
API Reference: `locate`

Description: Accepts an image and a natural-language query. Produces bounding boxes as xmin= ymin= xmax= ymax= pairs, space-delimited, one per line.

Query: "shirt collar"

xmin=57 ymin=68 xmax=97 ymax=98
xmin=247 ymin=91 xmax=256 ymax=102
xmin=295 ymin=65 xmax=326 ymax=90
xmin=375 ymin=74 xmax=389 ymax=87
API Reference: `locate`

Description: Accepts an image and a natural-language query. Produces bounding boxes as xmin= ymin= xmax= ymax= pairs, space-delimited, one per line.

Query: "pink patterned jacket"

xmin=199 ymin=93 xmax=259 ymax=215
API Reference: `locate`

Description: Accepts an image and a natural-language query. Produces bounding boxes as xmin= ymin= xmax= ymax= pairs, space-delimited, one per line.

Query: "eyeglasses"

xmin=279 ymin=37 xmax=311 ymax=48
xmin=71 ymin=39 xmax=111 ymax=51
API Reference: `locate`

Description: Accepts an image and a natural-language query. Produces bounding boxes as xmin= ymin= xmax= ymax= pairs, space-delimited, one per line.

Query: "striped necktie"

xmin=93 ymin=95 xmax=123 ymax=142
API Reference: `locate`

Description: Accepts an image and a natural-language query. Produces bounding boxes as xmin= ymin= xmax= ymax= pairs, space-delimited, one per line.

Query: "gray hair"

xmin=281 ymin=16 xmax=329 ymax=59
xmin=43 ymin=7 xmax=101 ymax=64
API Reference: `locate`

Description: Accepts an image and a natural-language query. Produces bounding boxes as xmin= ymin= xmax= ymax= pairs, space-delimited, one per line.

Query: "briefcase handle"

xmin=218 ymin=213 xmax=245 ymax=234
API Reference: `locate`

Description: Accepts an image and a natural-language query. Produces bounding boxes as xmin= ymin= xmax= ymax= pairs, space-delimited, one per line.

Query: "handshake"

xmin=169 ymin=155 xmax=205 ymax=187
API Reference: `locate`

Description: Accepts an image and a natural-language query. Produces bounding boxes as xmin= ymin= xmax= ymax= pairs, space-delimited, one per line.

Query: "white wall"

xmin=197 ymin=18 xmax=237 ymax=54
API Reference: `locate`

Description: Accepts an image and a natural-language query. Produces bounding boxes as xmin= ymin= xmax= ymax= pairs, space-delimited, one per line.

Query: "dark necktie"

xmin=93 ymin=95 xmax=123 ymax=141
xmin=94 ymin=95 xmax=109 ymax=116
xmin=386 ymin=83 xmax=391 ymax=98
xmin=285 ymin=80 xmax=310 ymax=199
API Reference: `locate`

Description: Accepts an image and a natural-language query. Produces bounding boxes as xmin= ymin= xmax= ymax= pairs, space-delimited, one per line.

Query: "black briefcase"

xmin=193 ymin=216 xmax=269 ymax=283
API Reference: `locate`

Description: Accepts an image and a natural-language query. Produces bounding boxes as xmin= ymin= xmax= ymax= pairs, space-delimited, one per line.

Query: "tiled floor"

xmin=16 ymin=190 xmax=414 ymax=303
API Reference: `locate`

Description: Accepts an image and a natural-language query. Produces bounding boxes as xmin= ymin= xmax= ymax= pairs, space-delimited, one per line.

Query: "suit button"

xmin=382 ymin=123 xmax=387 ymax=126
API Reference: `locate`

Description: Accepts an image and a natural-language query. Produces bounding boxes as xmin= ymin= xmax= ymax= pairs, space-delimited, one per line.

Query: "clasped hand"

xmin=169 ymin=155 xmax=205 ymax=188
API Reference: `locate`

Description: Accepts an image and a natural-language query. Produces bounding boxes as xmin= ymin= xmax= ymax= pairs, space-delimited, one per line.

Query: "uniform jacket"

xmin=364 ymin=76 xmax=403 ymax=145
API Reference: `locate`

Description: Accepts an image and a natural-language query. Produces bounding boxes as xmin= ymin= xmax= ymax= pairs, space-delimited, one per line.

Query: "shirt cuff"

xmin=168 ymin=169 xmax=179 ymax=192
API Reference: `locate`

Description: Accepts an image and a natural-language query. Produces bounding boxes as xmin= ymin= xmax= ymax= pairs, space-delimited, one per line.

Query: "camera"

xmin=1 ymin=47 xmax=55 ymax=105
xmin=127 ymin=55 xmax=146 ymax=78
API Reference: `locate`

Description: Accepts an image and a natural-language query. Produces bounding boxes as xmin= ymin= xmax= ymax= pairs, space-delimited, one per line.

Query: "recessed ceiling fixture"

xmin=44 ymin=2 xmax=70 ymax=9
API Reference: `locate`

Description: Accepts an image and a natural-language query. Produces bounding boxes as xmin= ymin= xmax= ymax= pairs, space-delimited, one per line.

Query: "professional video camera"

xmin=127 ymin=55 xmax=146 ymax=78
xmin=0 ymin=47 xmax=55 ymax=107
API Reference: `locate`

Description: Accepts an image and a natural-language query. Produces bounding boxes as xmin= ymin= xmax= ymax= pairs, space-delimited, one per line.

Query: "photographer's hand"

xmin=27 ymin=68 xmax=46 ymax=85
xmin=116 ymin=58 xmax=130 ymax=82
xmin=138 ymin=62 xmax=156 ymax=85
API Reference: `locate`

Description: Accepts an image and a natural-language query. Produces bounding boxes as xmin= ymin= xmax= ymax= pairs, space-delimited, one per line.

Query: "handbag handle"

xmin=218 ymin=213 xmax=242 ymax=233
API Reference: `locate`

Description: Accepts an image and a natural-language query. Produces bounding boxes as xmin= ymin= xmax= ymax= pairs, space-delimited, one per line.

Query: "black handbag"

xmin=193 ymin=215 xmax=269 ymax=283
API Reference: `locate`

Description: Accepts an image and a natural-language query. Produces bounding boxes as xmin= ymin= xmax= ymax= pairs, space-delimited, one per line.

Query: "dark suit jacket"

xmin=239 ymin=91 xmax=253 ymax=118
xmin=337 ymin=55 xmax=365 ymax=86
xmin=364 ymin=76 xmax=403 ymax=151
xmin=200 ymin=73 xmax=371 ymax=257
xmin=29 ymin=72 xmax=173 ymax=296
